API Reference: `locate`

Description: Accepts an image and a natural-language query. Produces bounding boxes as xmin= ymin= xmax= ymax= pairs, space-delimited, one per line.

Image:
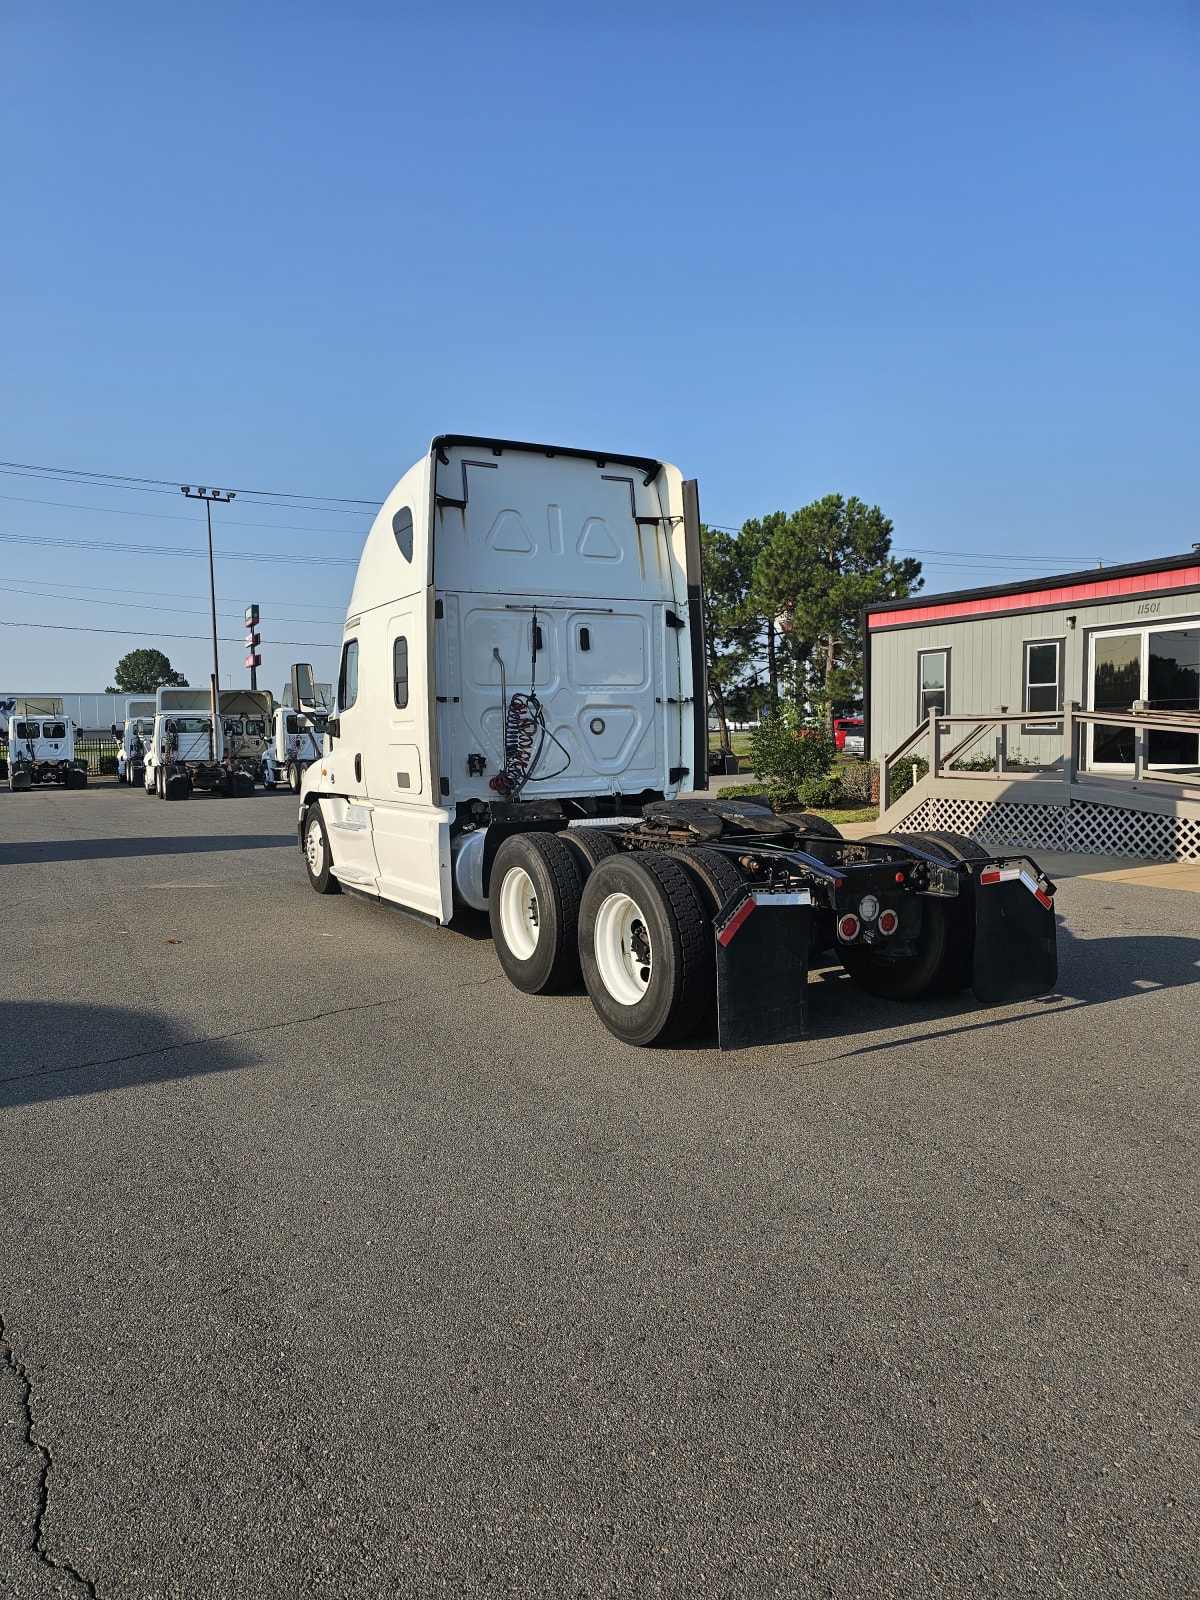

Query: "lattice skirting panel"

xmin=898 ymin=796 xmax=1200 ymax=861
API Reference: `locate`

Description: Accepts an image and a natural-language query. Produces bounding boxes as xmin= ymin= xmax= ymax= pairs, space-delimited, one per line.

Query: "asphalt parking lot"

xmin=1 ymin=783 xmax=1196 ymax=1599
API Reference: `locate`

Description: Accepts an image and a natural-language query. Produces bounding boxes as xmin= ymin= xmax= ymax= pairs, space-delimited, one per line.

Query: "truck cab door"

xmin=324 ymin=635 xmax=380 ymax=891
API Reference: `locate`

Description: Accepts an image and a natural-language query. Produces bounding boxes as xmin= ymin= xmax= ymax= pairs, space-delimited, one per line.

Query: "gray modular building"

xmin=865 ymin=551 xmax=1200 ymax=778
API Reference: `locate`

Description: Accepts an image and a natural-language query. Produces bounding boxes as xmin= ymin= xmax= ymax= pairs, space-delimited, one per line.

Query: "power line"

xmin=5 ymin=583 xmax=343 ymax=627
xmin=0 ymin=619 xmax=339 ymax=647
xmin=0 ymin=531 xmax=358 ymax=566
xmin=704 ymin=521 xmax=1106 ymax=567
xmin=0 ymin=490 xmax=370 ymax=535
xmin=0 ymin=576 xmax=347 ymax=610
xmin=0 ymin=457 xmax=379 ymax=507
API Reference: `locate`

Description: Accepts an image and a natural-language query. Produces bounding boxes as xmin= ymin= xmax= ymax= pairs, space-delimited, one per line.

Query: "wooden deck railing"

xmin=879 ymin=703 xmax=1200 ymax=812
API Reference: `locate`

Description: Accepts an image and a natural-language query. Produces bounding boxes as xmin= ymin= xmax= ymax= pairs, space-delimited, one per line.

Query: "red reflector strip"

xmin=981 ymin=865 xmax=1053 ymax=907
xmin=716 ymin=897 xmax=756 ymax=947
xmin=1019 ymin=870 xmax=1053 ymax=907
xmin=980 ymin=867 xmax=1019 ymax=885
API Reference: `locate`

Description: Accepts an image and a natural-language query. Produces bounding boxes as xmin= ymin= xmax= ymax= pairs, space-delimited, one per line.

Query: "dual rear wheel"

xmin=489 ymin=833 xmax=736 ymax=1047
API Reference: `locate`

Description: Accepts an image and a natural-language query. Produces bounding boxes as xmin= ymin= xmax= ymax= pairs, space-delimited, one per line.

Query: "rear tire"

xmin=580 ymin=852 xmax=714 ymax=1047
xmin=777 ymin=811 xmax=843 ymax=840
xmin=559 ymin=827 xmax=621 ymax=874
xmin=839 ymin=899 xmax=957 ymax=1000
xmin=287 ymin=759 xmax=302 ymax=794
xmin=489 ymin=832 xmax=586 ymax=995
xmin=673 ymin=846 xmax=747 ymax=916
xmin=303 ymin=804 xmax=341 ymax=894
xmin=841 ymin=831 xmax=980 ymax=998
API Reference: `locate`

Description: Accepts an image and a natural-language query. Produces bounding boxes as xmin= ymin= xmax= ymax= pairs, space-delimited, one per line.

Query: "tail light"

xmin=878 ymin=908 xmax=899 ymax=936
xmin=837 ymin=913 xmax=860 ymax=942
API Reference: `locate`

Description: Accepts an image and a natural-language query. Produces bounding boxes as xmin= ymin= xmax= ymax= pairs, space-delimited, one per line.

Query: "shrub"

xmin=747 ymin=705 xmax=837 ymax=791
xmin=887 ymin=755 xmax=928 ymax=798
xmin=838 ymin=760 xmax=878 ymax=804
xmin=719 ymin=776 xmax=843 ymax=810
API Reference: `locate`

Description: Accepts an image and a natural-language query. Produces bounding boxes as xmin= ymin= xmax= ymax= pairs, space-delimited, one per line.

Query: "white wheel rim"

xmin=306 ymin=817 xmax=326 ymax=874
xmin=499 ymin=866 xmax=540 ymax=961
xmin=594 ymin=891 xmax=652 ymax=1006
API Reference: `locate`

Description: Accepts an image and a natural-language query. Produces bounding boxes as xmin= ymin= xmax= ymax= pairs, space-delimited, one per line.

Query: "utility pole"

xmin=181 ymin=486 xmax=236 ymax=761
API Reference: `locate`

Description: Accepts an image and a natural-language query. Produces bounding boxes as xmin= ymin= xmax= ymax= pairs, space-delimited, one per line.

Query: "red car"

xmin=834 ymin=716 xmax=864 ymax=753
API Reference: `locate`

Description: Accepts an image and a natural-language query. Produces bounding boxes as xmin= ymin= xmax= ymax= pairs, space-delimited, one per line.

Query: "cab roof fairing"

xmin=344 ymin=439 xmax=677 ymax=628
xmin=345 ymin=454 xmax=430 ymax=624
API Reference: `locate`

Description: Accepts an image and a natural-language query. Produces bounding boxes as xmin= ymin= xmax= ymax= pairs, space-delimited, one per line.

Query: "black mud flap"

xmin=715 ymin=890 xmax=812 ymax=1050
xmin=10 ymin=768 xmax=32 ymax=792
xmin=972 ymin=867 xmax=1057 ymax=1005
xmin=165 ymin=772 xmax=191 ymax=801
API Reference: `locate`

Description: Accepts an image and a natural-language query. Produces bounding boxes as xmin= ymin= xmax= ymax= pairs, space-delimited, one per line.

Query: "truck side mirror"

xmin=325 ymin=716 xmax=340 ymax=741
xmin=110 ymin=724 xmax=120 ymax=738
xmin=291 ymin=662 xmax=317 ymax=715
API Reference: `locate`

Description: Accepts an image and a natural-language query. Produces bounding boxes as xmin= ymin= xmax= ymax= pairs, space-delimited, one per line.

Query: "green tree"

xmin=106 ymin=649 xmax=189 ymax=694
xmin=752 ymin=496 xmax=922 ymax=726
xmin=700 ymin=523 xmax=763 ymax=746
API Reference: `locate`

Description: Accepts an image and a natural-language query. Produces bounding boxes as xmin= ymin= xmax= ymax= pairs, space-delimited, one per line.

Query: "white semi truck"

xmin=113 ymin=696 xmax=157 ymax=785
xmin=263 ymin=706 xmax=326 ymax=793
xmin=144 ymin=686 xmax=275 ymax=798
xmin=5 ymin=698 xmax=88 ymax=790
xmin=293 ymin=434 xmax=1058 ymax=1049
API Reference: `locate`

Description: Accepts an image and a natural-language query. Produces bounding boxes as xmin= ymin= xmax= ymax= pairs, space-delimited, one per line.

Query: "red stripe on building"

xmin=868 ymin=565 xmax=1200 ymax=630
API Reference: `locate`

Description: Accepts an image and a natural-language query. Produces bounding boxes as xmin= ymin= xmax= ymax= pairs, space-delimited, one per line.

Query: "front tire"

xmin=580 ymin=853 xmax=714 ymax=1047
xmin=303 ymin=805 xmax=342 ymax=894
xmin=489 ymin=832 xmax=586 ymax=994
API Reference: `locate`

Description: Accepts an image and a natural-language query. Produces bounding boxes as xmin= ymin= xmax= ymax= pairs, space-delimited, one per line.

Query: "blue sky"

xmin=1 ymin=0 xmax=1196 ymax=694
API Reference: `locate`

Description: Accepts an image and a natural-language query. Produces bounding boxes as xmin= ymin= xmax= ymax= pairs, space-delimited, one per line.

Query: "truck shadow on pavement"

xmin=791 ymin=916 xmax=1200 ymax=1052
xmin=0 ymin=1002 xmax=257 ymax=1111
xmin=0 ymin=835 xmax=296 ymax=865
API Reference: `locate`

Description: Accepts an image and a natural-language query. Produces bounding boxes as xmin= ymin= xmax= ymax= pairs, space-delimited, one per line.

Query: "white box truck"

xmin=293 ymin=435 xmax=1058 ymax=1049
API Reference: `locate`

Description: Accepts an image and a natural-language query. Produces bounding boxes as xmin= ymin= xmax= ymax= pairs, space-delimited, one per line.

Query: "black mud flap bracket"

xmin=971 ymin=863 xmax=1057 ymax=1005
xmin=715 ymin=888 xmax=812 ymax=1050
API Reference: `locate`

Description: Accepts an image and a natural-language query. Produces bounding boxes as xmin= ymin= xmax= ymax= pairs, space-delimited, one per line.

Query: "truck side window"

xmin=393 ymin=637 xmax=409 ymax=709
xmin=45 ymin=722 xmax=66 ymax=739
xmin=339 ymin=639 xmax=359 ymax=711
xmin=286 ymin=715 xmax=298 ymax=735
xmin=392 ymin=507 xmax=414 ymax=563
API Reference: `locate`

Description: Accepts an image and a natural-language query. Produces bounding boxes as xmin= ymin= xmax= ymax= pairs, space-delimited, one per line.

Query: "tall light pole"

xmin=182 ymin=486 xmax=236 ymax=760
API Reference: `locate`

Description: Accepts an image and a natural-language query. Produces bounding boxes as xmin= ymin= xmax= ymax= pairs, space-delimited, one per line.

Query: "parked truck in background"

xmin=5 ymin=697 xmax=88 ymax=790
xmin=113 ymin=696 xmax=157 ymax=785
xmin=293 ymin=434 xmax=1058 ymax=1049
xmin=144 ymin=686 xmax=275 ymax=798
xmin=263 ymin=706 xmax=326 ymax=793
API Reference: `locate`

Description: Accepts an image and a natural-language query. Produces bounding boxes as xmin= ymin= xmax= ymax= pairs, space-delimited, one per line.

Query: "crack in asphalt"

xmin=0 ymin=1309 xmax=99 ymax=1598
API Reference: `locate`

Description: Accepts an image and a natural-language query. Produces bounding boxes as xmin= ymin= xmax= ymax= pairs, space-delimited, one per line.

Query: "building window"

xmin=339 ymin=638 xmax=359 ymax=711
xmin=918 ymin=650 xmax=949 ymax=722
xmin=393 ymin=637 xmax=409 ymax=709
xmin=1023 ymin=639 xmax=1063 ymax=726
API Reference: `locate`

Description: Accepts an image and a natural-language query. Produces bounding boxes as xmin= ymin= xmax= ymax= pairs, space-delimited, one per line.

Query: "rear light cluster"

xmin=836 ymin=898 xmax=900 ymax=942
